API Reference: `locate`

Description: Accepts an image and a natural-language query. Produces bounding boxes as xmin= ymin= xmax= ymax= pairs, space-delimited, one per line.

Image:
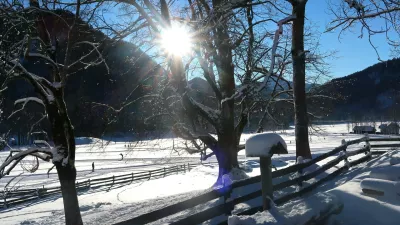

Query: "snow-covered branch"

xmin=258 ymin=14 xmax=296 ymax=92
xmin=8 ymin=97 xmax=45 ymax=119
xmin=0 ymin=148 xmax=53 ymax=178
xmin=6 ymin=59 xmax=56 ymax=104
xmin=67 ymin=41 xmax=110 ymax=74
xmin=27 ymin=53 xmax=60 ymax=70
xmin=185 ymin=94 xmax=220 ymax=128
xmin=15 ymin=97 xmax=44 ymax=107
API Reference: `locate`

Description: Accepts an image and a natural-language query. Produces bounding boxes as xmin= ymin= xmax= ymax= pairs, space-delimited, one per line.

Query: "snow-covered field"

xmin=0 ymin=123 xmax=365 ymax=190
xmin=0 ymin=123 xmax=399 ymax=225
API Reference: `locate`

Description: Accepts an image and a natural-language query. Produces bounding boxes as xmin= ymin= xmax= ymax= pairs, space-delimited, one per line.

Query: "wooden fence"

xmin=0 ymin=162 xmax=215 ymax=209
xmin=114 ymin=136 xmax=399 ymax=225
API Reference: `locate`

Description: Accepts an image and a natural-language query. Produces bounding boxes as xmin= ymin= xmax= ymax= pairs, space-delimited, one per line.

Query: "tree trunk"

xmin=56 ymin=165 xmax=83 ymax=225
xmin=291 ymin=1 xmax=312 ymax=159
xmin=214 ymin=131 xmax=239 ymax=186
xmin=47 ymin=91 xmax=82 ymax=225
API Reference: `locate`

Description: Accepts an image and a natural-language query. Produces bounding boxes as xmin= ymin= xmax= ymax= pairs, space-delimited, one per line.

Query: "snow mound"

xmin=246 ymin=133 xmax=287 ymax=157
xmin=213 ymin=168 xmax=249 ymax=190
xmin=369 ymin=165 xmax=400 ymax=181
xmin=360 ymin=178 xmax=400 ymax=196
xmin=390 ymin=157 xmax=400 ymax=166
xmin=228 ymin=192 xmax=342 ymax=225
xmin=229 ymin=167 xmax=250 ymax=181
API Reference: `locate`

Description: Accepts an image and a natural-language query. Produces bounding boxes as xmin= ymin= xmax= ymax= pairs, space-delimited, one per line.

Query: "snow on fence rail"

xmin=114 ymin=136 xmax=399 ymax=225
xmin=0 ymin=162 xmax=214 ymax=209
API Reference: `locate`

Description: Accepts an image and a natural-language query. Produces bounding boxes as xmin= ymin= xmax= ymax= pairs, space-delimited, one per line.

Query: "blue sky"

xmin=307 ymin=0 xmax=391 ymax=78
xmin=104 ymin=0 xmax=392 ymax=79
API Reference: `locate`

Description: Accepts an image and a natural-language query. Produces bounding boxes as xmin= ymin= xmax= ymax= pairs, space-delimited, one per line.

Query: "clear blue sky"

xmin=307 ymin=0 xmax=391 ymax=78
xmin=106 ymin=0 xmax=392 ymax=79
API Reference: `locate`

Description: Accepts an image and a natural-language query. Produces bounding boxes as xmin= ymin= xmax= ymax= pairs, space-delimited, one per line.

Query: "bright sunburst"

xmin=160 ymin=24 xmax=193 ymax=56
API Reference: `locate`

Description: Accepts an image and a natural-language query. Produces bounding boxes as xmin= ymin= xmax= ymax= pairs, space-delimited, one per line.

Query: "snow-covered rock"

xmin=245 ymin=133 xmax=287 ymax=157
xmin=228 ymin=192 xmax=342 ymax=225
xmin=360 ymin=178 xmax=400 ymax=196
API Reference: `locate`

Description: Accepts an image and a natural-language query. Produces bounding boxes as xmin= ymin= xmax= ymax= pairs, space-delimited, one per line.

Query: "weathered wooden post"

xmin=365 ymin=133 xmax=371 ymax=155
xmin=245 ymin=133 xmax=288 ymax=211
xmin=341 ymin=139 xmax=350 ymax=169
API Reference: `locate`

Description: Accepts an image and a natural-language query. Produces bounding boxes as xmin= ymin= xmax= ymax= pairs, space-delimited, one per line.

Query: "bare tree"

xmin=93 ymin=0 xmax=334 ymax=183
xmin=0 ymin=1 xmax=109 ymax=224
xmin=327 ymin=0 xmax=400 ymax=58
xmin=90 ymin=0 xmax=300 ymax=184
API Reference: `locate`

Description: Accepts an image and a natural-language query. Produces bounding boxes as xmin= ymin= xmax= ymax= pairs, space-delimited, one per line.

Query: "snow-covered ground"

xmin=0 ymin=123 xmax=366 ymax=190
xmin=228 ymin=149 xmax=400 ymax=225
xmin=325 ymin=150 xmax=400 ymax=225
xmin=0 ymin=123 xmax=398 ymax=224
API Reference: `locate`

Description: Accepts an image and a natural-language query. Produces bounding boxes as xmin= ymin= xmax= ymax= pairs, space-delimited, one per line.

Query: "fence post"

xmin=365 ymin=134 xmax=372 ymax=157
xmin=112 ymin=175 xmax=115 ymax=184
xmin=132 ymin=172 xmax=134 ymax=182
xmin=341 ymin=139 xmax=350 ymax=169
xmin=163 ymin=167 xmax=166 ymax=177
xmin=88 ymin=179 xmax=91 ymax=188
xmin=296 ymin=156 xmax=304 ymax=190
xmin=36 ymin=188 xmax=40 ymax=199
xmin=148 ymin=171 xmax=151 ymax=180
xmin=184 ymin=164 xmax=186 ymax=173
xmin=188 ymin=163 xmax=190 ymax=172
xmin=297 ymin=168 xmax=303 ymax=190
xmin=3 ymin=189 xmax=7 ymax=209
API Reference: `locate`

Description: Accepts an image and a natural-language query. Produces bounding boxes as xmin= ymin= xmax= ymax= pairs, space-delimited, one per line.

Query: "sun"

xmin=160 ymin=24 xmax=193 ymax=56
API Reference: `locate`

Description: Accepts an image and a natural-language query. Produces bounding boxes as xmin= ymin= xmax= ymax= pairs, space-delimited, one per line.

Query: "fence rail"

xmin=0 ymin=162 xmax=217 ymax=209
xmin=115 ymin=136 xmax=399 ymax=225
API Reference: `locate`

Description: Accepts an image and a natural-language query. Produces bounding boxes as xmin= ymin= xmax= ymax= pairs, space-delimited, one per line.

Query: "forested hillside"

xmin=319 ymin=58 xmax=400 ymax=121
xmin=0 ymin=10 xmax=163 ymax=139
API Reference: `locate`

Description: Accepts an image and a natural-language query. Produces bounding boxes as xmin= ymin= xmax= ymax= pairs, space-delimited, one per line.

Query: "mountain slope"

xmin=0 ymin=9 xmax=163 ymax=138
xmin=319 ymin=58 xmax=400 ymax=120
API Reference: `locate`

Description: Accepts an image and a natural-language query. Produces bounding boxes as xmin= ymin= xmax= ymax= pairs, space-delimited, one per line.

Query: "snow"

xmin=245 ymin=133 xmax=287 ymax=157
xmin=1 ymin=123 xmax=396 ymax=224
xmin=360 ymin=178 xmax=400 ymax=196
xmin=14 ymin=97 xmax=44 ymax=106
xmin=228 ymin=193 xmax=341 ymax=225
xmin=369 ymin=165 xmax=400 ymax=181
xmin=389 ymin=156 xmax=400 ymax=165
xmin=326 ymin=150 xmax=400 ymax=225
xmin=228 ymin=167 xmax=250 ymax=181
